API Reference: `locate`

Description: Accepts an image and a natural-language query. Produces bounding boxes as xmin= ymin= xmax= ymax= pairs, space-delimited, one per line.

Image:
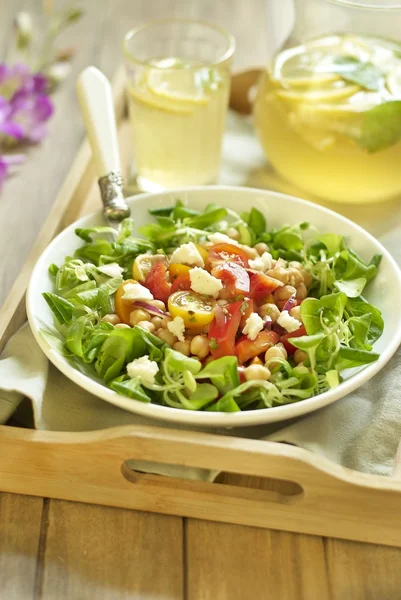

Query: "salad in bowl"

xmin=40 ymin=195 xmax=384 ymax=415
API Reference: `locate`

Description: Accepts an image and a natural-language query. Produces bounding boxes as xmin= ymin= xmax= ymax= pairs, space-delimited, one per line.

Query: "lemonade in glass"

xmin=254 ymin=1 xmax=401 ymax=204
xmin=124 ymin=21 xmax=235 ymax=191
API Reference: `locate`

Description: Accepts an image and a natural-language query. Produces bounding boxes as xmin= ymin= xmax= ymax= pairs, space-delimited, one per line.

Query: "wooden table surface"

xmin=1 ymin=1 xmax=401 ymax=599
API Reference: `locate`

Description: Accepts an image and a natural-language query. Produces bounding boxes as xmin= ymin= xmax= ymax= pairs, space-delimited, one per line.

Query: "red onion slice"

xmin=263 ymin=316 xmax=272 ymax=330
xmin=282 ymin=293 xmax=297 ymax=313
xmin=132 ymin=301 xmax=167 ymax=317
xmin=273 ymin=323 xmax=287 ymax=336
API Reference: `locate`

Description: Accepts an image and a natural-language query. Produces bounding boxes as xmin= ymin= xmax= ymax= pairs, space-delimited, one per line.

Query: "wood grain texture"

xmin=186 ymin=519 xmax=329 ymax=600
xmin=39 ymin=500 xmax=183 ymax=600
xmin=0 ymin=493 xmax=43 ymax=600
xmin=325 ymin=538 xmax=401 ymax=600
xmin=1 ymin=1 xmax=401 ymax=599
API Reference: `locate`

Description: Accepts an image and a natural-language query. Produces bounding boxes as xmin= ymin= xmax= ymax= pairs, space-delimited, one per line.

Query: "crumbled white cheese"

xmin=122 ymin=282 xmax=153 ymax=301
xmin=189 ymin=267 xmax=223 ymax=298
xmin=277 ymin=310 xmax=302 ymax=333
xmin=208 ymin=232 xmax=240 ymax=246
xmin=167 ymin=315 xmax=186 ymax=342
xmin=242 ymin=312 xmax=264 ymax=341
xmin=248 ymin=252 xmax=273 ymax=272
xmin=126 ymin=355 xmax=159 ymax=386
xmin=97 ymin=262 xmax=124 ymax=279
xmin=170 ymin=242 xmax=204 ymax=267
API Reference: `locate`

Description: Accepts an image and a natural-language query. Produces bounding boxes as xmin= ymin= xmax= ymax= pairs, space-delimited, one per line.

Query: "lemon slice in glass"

xmin=147 ymin=68 xmax=210 ymax=105
xmin=129 ymin=60 xmax=213 ymax=114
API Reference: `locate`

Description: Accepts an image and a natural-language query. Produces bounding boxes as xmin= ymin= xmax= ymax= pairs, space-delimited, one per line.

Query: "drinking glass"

xmin=254 ymin=0 xmax=401 ymax=204
xmin=123 ymin=19 xmax=235 ymax=192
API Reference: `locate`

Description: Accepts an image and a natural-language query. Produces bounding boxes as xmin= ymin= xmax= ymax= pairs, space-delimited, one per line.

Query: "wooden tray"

xmin=1 ymin=68 xmax=401 ymax=549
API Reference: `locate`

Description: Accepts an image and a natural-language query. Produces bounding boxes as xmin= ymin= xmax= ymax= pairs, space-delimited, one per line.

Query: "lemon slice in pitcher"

xmin=273 ymin=36 xmax=343 ymax=88
xmin=387 ymin=66 xmax=401 ymax=97
xmin=276 ymin=81 xmax=360 ymax=104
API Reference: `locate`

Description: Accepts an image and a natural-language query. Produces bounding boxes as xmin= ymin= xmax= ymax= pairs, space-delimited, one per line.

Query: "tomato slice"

xmin=144 ymin=263 xmax=171 ymax=304
xmin=169 ymin=263 xmax=191 ymax=281
xmin=249 ymin=272 xmax=283 ymax=303
xmin=236 ymin=330 xmax=280 ymax=364
xmin=280 ymin=325 xmax=307 ymax=355
xmin=168 ymin=290 xmax=216 ymax=329
xmin=132 ymin=254 xmax=167 ymax=282
xmin=211 ymin=262 xmax=250 ymax=299
xmin=208 ymin=301 xmax=243 ymax=359
xmin=171 ymin=271 xmax=191 ymax=293
xmin=114 ymin=279 xmax=137 ymax=324
xmin=239 ymin=299 xmax=254 ymax=330
xmin=207 ymin=243 xmax=249 ymax=270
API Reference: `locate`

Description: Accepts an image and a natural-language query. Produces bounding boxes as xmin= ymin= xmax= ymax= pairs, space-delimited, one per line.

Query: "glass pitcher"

xmin=253 ymin=0 xmax=401 ymax=204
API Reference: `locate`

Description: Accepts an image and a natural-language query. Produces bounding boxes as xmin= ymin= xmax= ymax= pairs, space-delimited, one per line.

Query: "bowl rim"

xmin=27 ymin=185 xmax=401 ymax=428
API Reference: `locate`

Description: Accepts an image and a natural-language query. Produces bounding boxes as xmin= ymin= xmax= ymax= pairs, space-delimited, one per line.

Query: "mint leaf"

xmin=330 ymin=55 xmax=384 ymax=91
xmin=357 ymin=100 xmax=401 ymax=153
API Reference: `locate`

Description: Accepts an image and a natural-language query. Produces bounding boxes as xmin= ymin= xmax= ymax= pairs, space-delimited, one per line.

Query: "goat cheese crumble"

xmin=242 ymin=312 xmax=264 ymax=341
xmin=189 ymin=267 xmax=223 ymax=298
xmin=277 ymin=310 xmax=302 ymax=333
xmin=170 ymin=242 xmax=204 ymax=267
xmin=126 ymin=355 xmax=159 ymax=386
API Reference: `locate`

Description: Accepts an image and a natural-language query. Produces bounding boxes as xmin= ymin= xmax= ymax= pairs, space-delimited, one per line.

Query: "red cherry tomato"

xmin=208 ymin=301 xmax=243 ymax=359
xmin=170 ymin=271 xmax=191 ymax=293
xmin=207 ymin=243 xmax=249 ymax=270
xmin=211 ymin=262 xmax=250 ymax=299
xmin=280 ymin=325 xmax=307 ymax=355
xmin=249 ymin=272 xmax=283 ymax=303
xmin=236 ymin=330 xmax=280 ymax=364
xmin=144 ymin=263 xmax=171 ymax=304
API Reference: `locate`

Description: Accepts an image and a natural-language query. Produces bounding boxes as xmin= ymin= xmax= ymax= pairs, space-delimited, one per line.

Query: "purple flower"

xmin=0 ymin=64 xmax=31 ymax=99
xmin=0 ymin=153 xmax=25 ymax=191
xmin=0 ymin=63 xmax=54 ymax=144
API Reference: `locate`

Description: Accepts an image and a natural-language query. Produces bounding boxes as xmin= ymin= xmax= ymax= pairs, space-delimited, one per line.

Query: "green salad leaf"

xmin=42 ymin=198 xmax=384 ymax=412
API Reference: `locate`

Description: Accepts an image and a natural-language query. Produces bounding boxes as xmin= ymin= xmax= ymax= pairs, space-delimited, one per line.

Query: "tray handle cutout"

xmin=121 ymin=461 xmax=304 ymax=507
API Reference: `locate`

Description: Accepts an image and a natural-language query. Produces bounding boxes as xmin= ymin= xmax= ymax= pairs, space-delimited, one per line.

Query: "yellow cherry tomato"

xmin=115 ymin=279 xmax=137 ymax=324
xmin=168 ymin=290 xmax=216 ymax=329
xmin=132 ymin=254 xmax=167 ymax=282
xmin=169 ymin=263 xmax=191 ymax=281
xmin=195 ymin=244 xmax=209 ymax=264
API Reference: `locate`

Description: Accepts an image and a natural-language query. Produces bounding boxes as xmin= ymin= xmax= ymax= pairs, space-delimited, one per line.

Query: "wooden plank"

xmin=186 ymin=519 xmax=329 ymax=600
xmin=39 ymin=500 xmax=183 ymax=600
xmin=326 ymin=538 xmax=401 ymax=600
xmin=0 ymin=493 xmax=43 ymax=600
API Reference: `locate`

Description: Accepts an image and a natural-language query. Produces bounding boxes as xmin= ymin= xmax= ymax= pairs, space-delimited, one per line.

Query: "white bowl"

xmin=27 ymin=186 xmax=401 ymax=427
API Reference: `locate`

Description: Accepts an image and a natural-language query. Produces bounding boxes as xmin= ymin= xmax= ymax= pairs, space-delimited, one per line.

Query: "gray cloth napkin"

xmin=2 ymin=111 xmax=401 ymax=479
